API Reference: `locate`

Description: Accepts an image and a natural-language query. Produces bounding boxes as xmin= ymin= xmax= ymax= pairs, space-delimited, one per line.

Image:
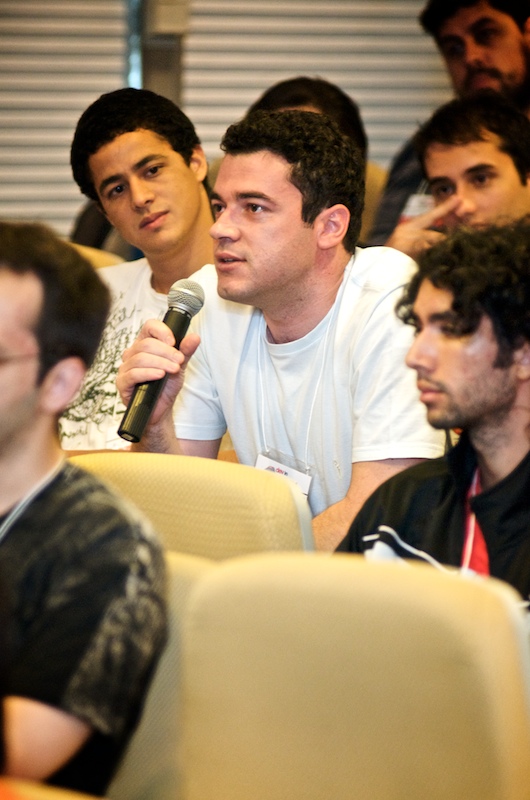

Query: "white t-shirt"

xmin=175 ymin=247 xmax=445 ymax=516
xmin=60 ymin=258 xmax=168 ymax=450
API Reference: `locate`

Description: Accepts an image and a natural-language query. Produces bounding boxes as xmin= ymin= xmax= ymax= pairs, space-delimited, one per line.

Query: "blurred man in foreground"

xmin=0 ymin=222 xmax=166 ymax=795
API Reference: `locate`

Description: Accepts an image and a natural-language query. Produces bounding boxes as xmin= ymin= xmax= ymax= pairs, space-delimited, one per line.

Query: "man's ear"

xmin=189 ymin=145 xmax=209 ymax=184
xmin=39 ymin=357 xmax=87 ymax=416
xmin=513 ymin=341 xmax=530 ymax=381
xmin=315 ymin=204 xmax=351 ymax=250
xmin=524 ymin=17 xmax=530 ymax=47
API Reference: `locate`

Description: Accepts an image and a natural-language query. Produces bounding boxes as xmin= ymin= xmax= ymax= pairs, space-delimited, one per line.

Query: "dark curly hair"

xmin=0 ymin=221 xmax=110 ymax=381
xmin=396 ymin=217 xmax=530 ymax=366
xmin=420 ymin=1 xmax=530 ymax=39
xmin=413 ymin=91 xmax=530 ymax=182
xmin=220 ymin=109 xmax=365 ymax=252
xmin=71 ymin=87 xmax=203 ymax=203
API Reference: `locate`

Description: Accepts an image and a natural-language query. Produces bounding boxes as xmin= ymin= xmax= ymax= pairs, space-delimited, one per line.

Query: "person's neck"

xmin=264 ymin=253 xmax=351 ymax=344
xmin=0 ymin=437 xmax=64 ymax=515
xmin=147 ymin=190 xmax=214 ymax=295
xmin=470 ymin=407 xmax=530 ymax=491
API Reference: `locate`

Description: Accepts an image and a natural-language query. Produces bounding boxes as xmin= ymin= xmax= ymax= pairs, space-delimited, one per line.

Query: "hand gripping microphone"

xmin=118 ymin=278 xmax=205 ymax=443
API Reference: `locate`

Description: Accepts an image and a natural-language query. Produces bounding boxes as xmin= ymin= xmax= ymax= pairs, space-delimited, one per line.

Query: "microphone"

xmin=118 ymin=278 xmax=205 ymax=443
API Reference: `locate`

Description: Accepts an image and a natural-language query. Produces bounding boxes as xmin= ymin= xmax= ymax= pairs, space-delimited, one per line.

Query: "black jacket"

xmin=337 ymin=432 xmax=530 ymax=602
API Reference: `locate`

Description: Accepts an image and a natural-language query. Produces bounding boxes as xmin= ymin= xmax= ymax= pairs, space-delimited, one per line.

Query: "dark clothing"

xmin=366 ymin=138 xmax=424 ymax=245
xmin=0 ymin=462 xmax=167 ymax=796
xmin=337 ymin=432 xmax=530 ymax=603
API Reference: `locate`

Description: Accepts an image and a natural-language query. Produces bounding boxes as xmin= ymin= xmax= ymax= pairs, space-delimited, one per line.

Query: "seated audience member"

xmin=61 ymin=88 xmax=214 ymax=451
xmin=0 ymin=221 xmax=166 ymax=796
xmin=368 ymin=0 xmax=530 ymax=246
xmin=338 ymin=218 xmax=530 ymax=602
xmin=386 ymin=92 xmax=530 ymax=258
xmin=116 ymin=110 xmax=445 ymax=551
xmin=211 ymin=75 xmax=386 ymax=244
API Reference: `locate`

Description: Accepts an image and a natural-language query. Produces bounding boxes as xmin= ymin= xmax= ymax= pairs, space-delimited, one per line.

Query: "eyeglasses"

xmin=0 ymin=353 xmax=39 ymax=367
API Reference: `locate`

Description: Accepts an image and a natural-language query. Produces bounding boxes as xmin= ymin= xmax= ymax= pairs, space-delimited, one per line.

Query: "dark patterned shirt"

xmin=0 ymin=462 xmax=167 ymax=796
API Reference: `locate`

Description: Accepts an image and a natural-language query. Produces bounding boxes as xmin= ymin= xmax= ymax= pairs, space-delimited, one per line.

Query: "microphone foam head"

xmin=168 ymin=278 xmax=205 ymax=317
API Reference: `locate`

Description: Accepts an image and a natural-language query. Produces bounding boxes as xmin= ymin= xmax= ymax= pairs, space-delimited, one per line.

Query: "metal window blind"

xmin=0 ymin=0 xmax=127 ymax=237
xmin=182 ymin=0 xmax=453 ymax=167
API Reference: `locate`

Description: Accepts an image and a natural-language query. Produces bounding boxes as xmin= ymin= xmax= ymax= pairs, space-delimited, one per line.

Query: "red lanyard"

xmin=462 ymin=468 xmax=490 ymax=575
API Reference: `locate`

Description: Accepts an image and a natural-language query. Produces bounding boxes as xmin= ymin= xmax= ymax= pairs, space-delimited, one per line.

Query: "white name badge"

xmin=255 ymin=453 xmax=312 ymax=497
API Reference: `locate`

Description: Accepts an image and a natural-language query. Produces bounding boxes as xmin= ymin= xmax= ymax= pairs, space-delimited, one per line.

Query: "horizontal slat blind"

xmin=182 ymin=0 xmax=453 ymax=167
xmin=0 ymin=0 xmax=128 ymax=236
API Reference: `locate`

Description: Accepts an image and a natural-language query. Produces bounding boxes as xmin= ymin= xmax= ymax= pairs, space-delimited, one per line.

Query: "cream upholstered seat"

xmin=67 ymin=242 xmax=124 ymax=268
xmin=179 ymin=552 xmax=530 ymax=800
xmin=0 ymin=778 xmax=103 ymax=799
xmin=68 ymin=452 xmax=313 ymax=557
xmin=107 ymin=551 xmax=215 ymax=800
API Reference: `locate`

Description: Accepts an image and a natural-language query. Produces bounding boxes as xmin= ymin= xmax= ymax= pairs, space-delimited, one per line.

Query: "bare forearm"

xmin=3 ymin=697 xmax=91 ymax=781
xmin=130 ymin=410 xmax=179 ymax=454
xmin=312 ymin=494 xmax=366 ymax=552
xmin=313 ymin=458 xmax=426 ymax=552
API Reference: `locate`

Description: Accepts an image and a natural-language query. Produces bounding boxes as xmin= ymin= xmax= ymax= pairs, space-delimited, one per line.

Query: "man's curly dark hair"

xmin=220 ymin=109 xmax=365 ymax=253
xmin=396 ymin=217 xmax=530 ymax=367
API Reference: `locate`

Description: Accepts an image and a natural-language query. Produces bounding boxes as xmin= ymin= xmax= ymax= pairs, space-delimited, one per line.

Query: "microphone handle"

xmin=118 ymin=307 xmax=192 ymax=443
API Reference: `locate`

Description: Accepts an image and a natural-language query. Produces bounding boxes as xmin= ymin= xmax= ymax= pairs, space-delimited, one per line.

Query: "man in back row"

xmin=116 ymin=110 xmax=445 ymax=551
xmin=369 ymin=0 xmax=530 ymax=245
xmin=338 ymin=218 xmax=530 ymax=603
xmin=386 ymin=91 xmax=530 ymax=258
xmin=0 ymin=222 xmax=166 ymax=795
xmin=61 ymin=88 xmax=214 ymax=450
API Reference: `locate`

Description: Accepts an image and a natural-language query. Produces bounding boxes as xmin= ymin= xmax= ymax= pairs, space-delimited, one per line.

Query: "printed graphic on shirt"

xmin=60 ymin=294 xmax=141 ymax=443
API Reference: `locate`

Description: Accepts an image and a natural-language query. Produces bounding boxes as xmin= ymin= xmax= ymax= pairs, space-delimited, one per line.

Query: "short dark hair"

xmin=247 ymin=76 xmax=368 ymax=158
xmin=396 ymin=217 xmax=530 ymax=365
xmin=413 ymin=91 xmax=530 ymax=182
xmin=71 ymin=87 xmax=202 ymax=202
xmin=220 ymin=109 xmax=365 ymax=252
xmin=0 ymin=221 xmax=110 ymax=381
xmin=420 ymin=0 xmax=530 ymax=39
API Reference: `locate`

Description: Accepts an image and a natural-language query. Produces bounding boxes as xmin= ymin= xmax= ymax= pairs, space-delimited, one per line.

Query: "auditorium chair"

xmin=178 ymin=552 xmax=530 ymax=800
xmin=0 ymin=777 xmax=103 ymax=799
xmin=107 ymin=551 xmax=215 ymax=800
xmin=68 ymin=451 xmax=314 ymax=558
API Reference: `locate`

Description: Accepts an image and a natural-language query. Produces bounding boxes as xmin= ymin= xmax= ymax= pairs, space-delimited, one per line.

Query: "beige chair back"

xmin=180 ymin=552 xmax=530 ymax=800
xmin=0 ymin=778 xmax=102 ymax=799
xmin=69 ymin=452 xmax=313 ymax=557
xmin=107 ymin=551 xmax=215 ymax=800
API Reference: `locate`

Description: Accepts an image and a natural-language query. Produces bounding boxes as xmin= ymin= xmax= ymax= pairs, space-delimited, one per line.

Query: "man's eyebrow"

xmin=438 ymin=15 xmax=496 ymax=47
xmin=97 ymin=153 xmax=167 ymax=195
xmin=469 ymin=16 xmax=499 ymax=34
xmin=428 ymin=163 xmax=494 ymax=188
xmin=464 ymin=162 xmax=496 ymax=176
xmin=429 ymin=310 xmax=458 ymax=323
xmin=428 ymin=176 xmax=453 ymax=189
xmin=210 ymin=190 xmax=276 ymax=204
xmin=412 ymin=308 xmax=459 ymax=325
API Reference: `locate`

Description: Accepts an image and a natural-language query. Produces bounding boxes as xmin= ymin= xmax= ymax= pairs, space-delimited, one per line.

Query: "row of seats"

xmin=109 ymin=551 xmax=530 ymax=800
xmin=60 ymin=453 xmax=530 ymax=800
xmin=68 ymin=451 xmax=314 ymax=558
